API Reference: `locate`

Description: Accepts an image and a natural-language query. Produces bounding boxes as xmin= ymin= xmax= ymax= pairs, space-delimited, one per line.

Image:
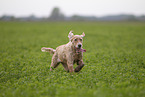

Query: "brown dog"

xmin=41 ymin=31 xmax=86 ymax=73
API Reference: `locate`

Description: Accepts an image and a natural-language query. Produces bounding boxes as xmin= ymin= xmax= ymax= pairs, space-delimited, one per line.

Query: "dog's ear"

xmin=68 ymin=30 xmax=74 ymax=41
xmin=81 ymin=32 xmax=85 ymax=37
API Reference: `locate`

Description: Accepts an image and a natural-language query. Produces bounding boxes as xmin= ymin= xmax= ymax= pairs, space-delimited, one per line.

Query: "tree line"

xmin=1 ymin=7 xmax=145 ymax=21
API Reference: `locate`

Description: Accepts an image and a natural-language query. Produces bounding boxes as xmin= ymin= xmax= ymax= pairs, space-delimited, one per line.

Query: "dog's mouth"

xmin=75 ymin=48 xmax=86 ymax=53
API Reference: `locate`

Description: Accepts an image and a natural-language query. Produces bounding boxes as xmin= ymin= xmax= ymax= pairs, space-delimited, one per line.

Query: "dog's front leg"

xmin=75 ymin=60 xmax=84 ymax=72
xmin=66 ymin=53 xmax=74 ymax=73
xmin=67 ymin=61 xmax=74 ymax=73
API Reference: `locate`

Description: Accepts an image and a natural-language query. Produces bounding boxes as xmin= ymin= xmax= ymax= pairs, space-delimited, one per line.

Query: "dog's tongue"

xmin=75 ymin=48 xmax=86 ymax=53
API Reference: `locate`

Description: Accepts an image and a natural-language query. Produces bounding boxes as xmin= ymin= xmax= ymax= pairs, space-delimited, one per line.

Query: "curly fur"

xmin=41 ymin=31 xmax=86 ymax=73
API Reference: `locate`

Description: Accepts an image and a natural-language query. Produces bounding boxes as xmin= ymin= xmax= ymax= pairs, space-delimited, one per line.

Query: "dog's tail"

xmin=41 ymin=47 xmax=56 ymax=54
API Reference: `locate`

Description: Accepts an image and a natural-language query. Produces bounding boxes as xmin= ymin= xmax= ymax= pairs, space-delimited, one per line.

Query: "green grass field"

xmin=0 ymin=21 xmax=145 ymax=97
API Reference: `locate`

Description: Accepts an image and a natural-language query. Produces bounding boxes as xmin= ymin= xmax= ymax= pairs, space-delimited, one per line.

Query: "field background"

xmin=0 ymin=21 xmax=145 ymax=97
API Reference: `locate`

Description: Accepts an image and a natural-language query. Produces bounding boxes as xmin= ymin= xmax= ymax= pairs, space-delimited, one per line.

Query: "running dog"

xmin=41 ymin=31 xmax=86 ymax=73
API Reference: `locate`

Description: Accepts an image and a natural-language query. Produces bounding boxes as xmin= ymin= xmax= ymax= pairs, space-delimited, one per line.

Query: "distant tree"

xmin=0 ymin=15 xmax=15 ymax=21
xmin=49 ymin=7 xmax=65 ymax=21
xmin=71 ymin=15 xmax=86 ymax=21
xmin=28 ymin=14 xmax=36 ymax=21
xmin=127 ymin=15 xmax=137 ymax=21
xmin=140 ymin=15 xmax=145 ymax=18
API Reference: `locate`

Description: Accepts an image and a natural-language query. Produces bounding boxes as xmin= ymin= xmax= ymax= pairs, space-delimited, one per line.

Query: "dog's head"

xmin=68 ymin=30 xmax=85 ymax=49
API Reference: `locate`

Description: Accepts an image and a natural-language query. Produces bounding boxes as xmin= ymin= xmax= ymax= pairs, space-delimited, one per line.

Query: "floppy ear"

xmin=68 ymin=30 xmax=74 ymax=41
xmin=81 ymin=32 xmax=85 ymax=37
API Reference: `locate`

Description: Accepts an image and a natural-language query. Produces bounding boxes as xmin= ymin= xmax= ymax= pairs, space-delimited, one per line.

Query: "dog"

xmin=41 ymin=31 xmax=86 ymax=73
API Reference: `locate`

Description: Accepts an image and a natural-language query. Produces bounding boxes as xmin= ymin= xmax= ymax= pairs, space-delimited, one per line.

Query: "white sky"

xmin=0 ymin=0 xmax=145 ymax=17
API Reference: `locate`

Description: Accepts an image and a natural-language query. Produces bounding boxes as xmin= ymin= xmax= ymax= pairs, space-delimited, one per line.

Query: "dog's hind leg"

xmin=62 ymin=63 xmax=69 ymax=72
xmin=75 ymin=60 xmax=84 ymax=72
xmin=50 ymin=53 xmax=60 ymax=71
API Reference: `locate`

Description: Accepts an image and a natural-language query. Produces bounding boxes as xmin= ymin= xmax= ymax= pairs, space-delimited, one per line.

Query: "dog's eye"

xmin=74 ymin=39 xmax=77 ymax=41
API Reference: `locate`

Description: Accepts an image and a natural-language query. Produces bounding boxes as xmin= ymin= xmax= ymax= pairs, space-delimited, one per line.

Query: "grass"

xmin=0 ymin=21 xmax=145 ymax=97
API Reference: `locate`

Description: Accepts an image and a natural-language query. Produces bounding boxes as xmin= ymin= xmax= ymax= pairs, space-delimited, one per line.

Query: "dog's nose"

xmin=78 ymin=44 xmax=82 ymax=48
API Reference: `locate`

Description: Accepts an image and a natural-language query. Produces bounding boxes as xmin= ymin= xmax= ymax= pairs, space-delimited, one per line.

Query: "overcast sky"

xmin=0 ymin=0 xmax=145 ymax=17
